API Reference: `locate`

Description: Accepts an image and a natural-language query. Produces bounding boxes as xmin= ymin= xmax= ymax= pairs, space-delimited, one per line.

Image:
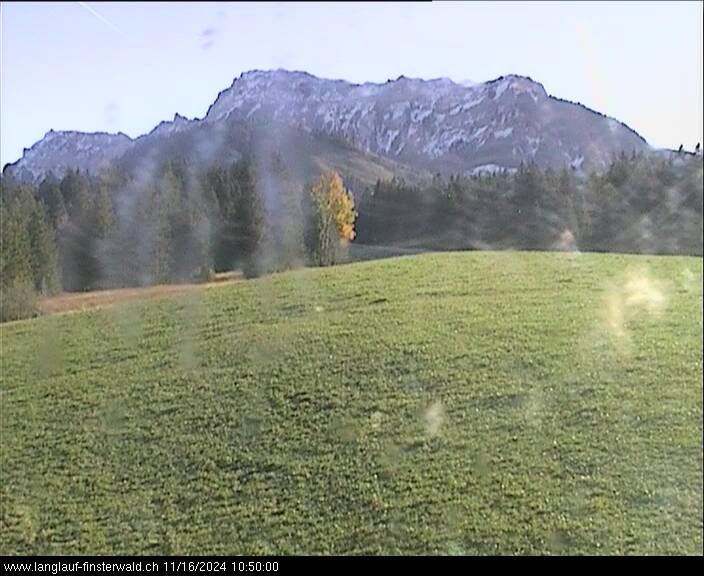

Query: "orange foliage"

xmin=310 ymin=171 xmax=357 ymax=242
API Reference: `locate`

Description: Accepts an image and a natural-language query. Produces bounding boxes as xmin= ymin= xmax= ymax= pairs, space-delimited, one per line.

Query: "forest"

xmin=1 ymin=149 xmax=702 ymax=322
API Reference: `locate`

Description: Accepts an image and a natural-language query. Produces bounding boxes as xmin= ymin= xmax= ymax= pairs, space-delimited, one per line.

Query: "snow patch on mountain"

xmin=6 ymin=69 xmax=650 ymax=182
xmin=471 ymin=163 xmax=512 ymax=175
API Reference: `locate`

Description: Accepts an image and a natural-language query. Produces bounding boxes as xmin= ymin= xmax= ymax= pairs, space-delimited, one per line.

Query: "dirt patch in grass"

xmin=38 ymin=271 xmax=243 ymax=316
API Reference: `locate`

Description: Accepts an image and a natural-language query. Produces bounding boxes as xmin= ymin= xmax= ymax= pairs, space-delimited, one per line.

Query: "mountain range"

xmin=5 ymin=69 xmax=652 ymax=186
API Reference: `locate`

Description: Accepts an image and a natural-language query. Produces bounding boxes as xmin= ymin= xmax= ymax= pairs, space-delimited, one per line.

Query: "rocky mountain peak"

xmin=5 ymin=69 xmax=650 ymax=183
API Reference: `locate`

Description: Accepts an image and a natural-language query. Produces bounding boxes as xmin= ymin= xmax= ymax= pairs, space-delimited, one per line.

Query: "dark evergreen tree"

xmin=38 ymin=173 xmax=67 ymax=228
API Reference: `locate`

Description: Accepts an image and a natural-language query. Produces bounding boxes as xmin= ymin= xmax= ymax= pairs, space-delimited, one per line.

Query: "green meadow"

xmin=1 ymin=251 xmax=702 ymax=555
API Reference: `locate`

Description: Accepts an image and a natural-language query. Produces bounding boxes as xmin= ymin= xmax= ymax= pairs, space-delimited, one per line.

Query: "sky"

xmin=1 ymin=1 xmax=703 ymax=167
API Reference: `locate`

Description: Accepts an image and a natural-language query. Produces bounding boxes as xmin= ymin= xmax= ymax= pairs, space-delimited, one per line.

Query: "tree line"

xmin=1 ymin=156 xmax=356 ymax=322
xmin=356 ymin=152 xmax=702 ymax=256
xmin=1 ymin=149 xmax=701 ymax=322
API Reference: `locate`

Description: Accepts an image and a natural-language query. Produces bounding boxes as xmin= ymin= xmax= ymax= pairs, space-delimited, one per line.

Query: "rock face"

xmin=204 ymin=70 xmax=648 ymax=174
xmin=5 ymin=69 xmax=650 ymax=182
xmin=7 ymin=130 xmax=134 ymax=182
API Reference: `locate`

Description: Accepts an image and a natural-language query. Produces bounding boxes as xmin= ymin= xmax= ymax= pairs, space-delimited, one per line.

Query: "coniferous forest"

xmin=1 ymin=149 xmax=702 ymax=322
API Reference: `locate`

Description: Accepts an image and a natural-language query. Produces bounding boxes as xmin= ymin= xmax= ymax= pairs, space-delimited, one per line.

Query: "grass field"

xmin=1 ymin=251 xmax=702 ymax=555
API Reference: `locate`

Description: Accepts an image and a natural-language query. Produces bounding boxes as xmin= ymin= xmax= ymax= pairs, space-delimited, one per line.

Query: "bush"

xmin=1 ymin=278 xmax=39 ymax=323
xmin=241 ymin=257 xmax=263 ymax=279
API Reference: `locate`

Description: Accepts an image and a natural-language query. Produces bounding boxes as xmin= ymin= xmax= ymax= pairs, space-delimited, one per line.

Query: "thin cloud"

xmin=201 ymin=26 xmax=218 ymax=50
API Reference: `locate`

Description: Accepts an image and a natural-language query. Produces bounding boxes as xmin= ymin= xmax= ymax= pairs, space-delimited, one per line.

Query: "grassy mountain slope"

xmin=1 ymin=252 xmax=702 ymax=554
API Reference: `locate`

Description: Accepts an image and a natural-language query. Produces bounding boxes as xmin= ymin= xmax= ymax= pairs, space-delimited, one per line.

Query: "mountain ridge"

xmin=4 ymin=69 xmax=652 ymax=183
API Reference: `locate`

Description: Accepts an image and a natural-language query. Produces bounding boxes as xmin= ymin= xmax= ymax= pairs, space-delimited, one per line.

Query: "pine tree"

xmin=204 ymin=160 xmax=264 ymax=276
xmin=38 ymin=173 xmax=67 ymax=228
xmin=60 ymin=168 xmax=90 ymax=223
xmin=1 ymin=176 xmax=60 ymax=320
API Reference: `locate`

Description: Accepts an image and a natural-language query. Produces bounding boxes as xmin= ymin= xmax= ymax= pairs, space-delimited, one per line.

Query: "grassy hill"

xmin=1 ymin=251 xmax=702 ymax=555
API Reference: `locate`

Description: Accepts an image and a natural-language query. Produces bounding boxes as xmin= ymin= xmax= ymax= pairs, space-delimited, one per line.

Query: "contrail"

xmin=77 ymin=2 xmax=122 ymax=34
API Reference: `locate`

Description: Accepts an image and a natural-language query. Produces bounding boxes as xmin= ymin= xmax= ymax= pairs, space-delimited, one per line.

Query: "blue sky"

xmin=1 ymin=1 xmax=702 ymax=167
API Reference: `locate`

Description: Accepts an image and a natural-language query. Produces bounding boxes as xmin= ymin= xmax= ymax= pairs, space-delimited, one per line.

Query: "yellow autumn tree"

xmin=306 ymin=171 xmax=357 ymax=266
